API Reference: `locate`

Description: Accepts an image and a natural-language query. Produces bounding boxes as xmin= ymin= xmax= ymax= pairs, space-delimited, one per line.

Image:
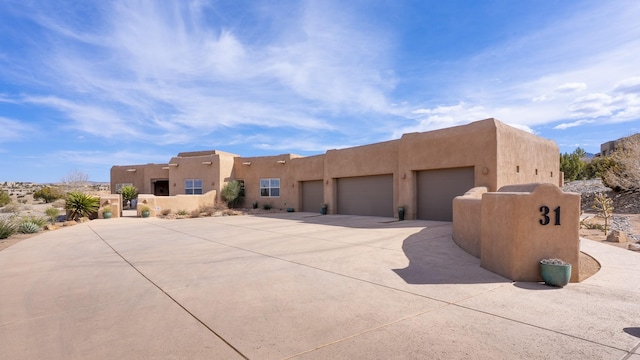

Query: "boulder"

xmin=44 ymin=224 xmax=58 ymax=231
xmin=629 ymin=243 xmax=640 ymax=251
xmin=63 ymin=220 xmax=77 ymax=227
xmin=606 ymin=230 xmax=629 ymax=243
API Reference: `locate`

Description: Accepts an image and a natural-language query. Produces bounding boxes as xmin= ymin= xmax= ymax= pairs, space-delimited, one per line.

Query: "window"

xmin=260 ymin=178 xmax=280 ymax=197
xmin=185 ymin=179 xmax=203 ymax=194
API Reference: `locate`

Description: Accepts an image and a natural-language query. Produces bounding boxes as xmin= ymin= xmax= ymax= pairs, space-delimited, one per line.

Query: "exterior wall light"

xmin=168 ymin=163 xmax=179 ymax=167
xmin=201 ymin=161 xmax=213 ymax=165
xmin=126 ymin=168 xmax=137 ymax=172
xmin=242 ymin=162 xmax=252 ymax=166
xmin=277 ymin=160 xmax=286 ymax=164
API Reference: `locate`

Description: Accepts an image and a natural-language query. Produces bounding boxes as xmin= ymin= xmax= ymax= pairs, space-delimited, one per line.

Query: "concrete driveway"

xmin=1 ymin=213 xmax=639 ymax=359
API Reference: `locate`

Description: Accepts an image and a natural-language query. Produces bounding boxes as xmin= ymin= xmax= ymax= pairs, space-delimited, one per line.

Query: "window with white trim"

xmin=260 ymin=178 xmax=280 ymax=197
xmin=184 ymin=179 xmax=203 ymax=194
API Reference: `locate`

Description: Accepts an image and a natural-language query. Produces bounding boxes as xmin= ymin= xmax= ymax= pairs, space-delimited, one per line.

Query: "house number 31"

xmin=539 ymin=206 xmax=561 ymax=226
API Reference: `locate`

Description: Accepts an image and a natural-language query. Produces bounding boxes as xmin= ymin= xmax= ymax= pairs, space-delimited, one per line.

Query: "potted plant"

xmin=101 ymin=206 xmax=113 ymax=219
xmin=119 ymin=185 xmax=138 ymax=209
xmin=140 ymin=205 xmax=151 ymax=218
xmin=540 ymin=258 xmax=571 ymax=287
xmin=398 ymin=206 xmax=405 ymax=221
xmin=320 ymin=204 xmax=328 ymax=215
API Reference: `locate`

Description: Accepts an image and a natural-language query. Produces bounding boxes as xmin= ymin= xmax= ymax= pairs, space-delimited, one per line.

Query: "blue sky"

xmin=1 ymin=1 xmax=639 ymax=183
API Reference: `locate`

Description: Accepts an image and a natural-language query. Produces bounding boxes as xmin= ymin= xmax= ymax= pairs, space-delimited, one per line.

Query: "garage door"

xmin=301 ymin=180 xmax=323 ymax=213
xmin=337 ymin=174 xmax=393 ymax=217
xmin=417 ymin=167 xmax=474 ymax=221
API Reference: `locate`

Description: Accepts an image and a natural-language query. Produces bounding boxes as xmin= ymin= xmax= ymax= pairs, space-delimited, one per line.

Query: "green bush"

xmin=262 ymin=203 xmax=272 ymax=210
xmin=33 ymin=186 xmax=65 ymax=203
xmin=18 ymin=222 xmax=40 ymax=234
xmin=0 ymin=190 xmax=10 ymax=207
xmin=176 ymin=209 xmax=189 ymax=216
xmin=0 ymin=219 xmax=16 ymax=239
xmin=221 ymin=181 xmax=243 ymax=208
xmin=65 ymin=192 xmax=99 ymax=220
xmin=45 ymin=207 xmax=60 ymax=224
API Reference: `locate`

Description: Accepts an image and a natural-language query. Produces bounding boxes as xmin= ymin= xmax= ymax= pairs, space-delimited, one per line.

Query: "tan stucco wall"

xmin=480 ymin=184 xmax=580 ymax=282
xmin=495 ymin=121 xmax=560 ymax=188
xmin=233 ymin=154 xmax=303 ymax=210
xmin=452 ymin=187 xmax=488 ymax=258
xmin=98 ymin=194 xmax=122 ymax=219
xmin=137 ymin=190 xmax=217 ymax=217
xmin=110 ymin=164 xmax=169 ymax=195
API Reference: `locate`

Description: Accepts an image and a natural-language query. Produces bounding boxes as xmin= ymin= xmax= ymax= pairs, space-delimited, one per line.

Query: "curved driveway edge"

xmin=1 ymin=213 xmax=639 ymax=359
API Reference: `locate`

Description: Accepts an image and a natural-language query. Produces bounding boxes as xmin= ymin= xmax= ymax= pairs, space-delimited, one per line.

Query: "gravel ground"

xmin=563 ymin=179 xmax=640 ymax=242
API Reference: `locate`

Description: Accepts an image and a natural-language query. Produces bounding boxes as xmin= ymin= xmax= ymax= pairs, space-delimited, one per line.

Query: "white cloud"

xmin=553 ymin=119 xmax=594 ymax=130
xmin=555 ymin=82 xmax=587 ymax=93
xmin=614 ymin=76 xmax=640 ymax=94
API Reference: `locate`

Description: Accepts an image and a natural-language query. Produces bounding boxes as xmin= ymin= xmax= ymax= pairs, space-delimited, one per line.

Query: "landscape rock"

xmin=78 ymin=217 xmax=90 ymax=223
xmin=606 ymin=230 xmax=629 ymax=243
xmin=44 ymin=224 xmax=58 ymax=231
xmin=629 ymin=243 xmax=640 ymax=251
xmin=63 ymin=220 xmax=77 ymax=227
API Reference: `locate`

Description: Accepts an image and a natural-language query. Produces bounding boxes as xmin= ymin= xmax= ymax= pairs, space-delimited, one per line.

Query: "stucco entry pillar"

xmin=480 ymin=183 xmax=580 ymax=282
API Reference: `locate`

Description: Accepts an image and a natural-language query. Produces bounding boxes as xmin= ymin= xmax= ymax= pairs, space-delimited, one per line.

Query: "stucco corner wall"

xmin=98 ymin=194 xmax=121 ymax=218
xmin=452 ymin=187 xmax=488 ymax=258
xmin=480 ymin=183 xmax=580 ymax=282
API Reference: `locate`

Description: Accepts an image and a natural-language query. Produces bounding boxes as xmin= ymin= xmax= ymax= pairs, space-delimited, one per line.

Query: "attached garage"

xmin=417 ymin=167 xmax=475 ymax=221
xmin=337 ymin=174 xmax=393 ymax=217
xmin=301 ymin=180 xmax=323 ymax=213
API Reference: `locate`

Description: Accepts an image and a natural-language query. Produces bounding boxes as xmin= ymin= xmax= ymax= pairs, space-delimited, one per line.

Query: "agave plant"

xmin=0 ymin=218 xmax=16 ymax=239
xmin=19 ymin=221 xmax=40 ymax=234
xmin=65 ymin=192 xmax=99 ymax=221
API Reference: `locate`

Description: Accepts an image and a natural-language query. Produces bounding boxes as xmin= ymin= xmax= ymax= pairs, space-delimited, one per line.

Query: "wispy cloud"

xmin=0 ymin=116 xmax=28 ymax=142
xmin=553 ymin=119 xmax=594 ymax=130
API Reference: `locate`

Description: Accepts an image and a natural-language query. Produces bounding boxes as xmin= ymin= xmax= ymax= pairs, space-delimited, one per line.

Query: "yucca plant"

xmin=119 ymin=185 xmax=138 ymax=205
xmin=0 ymin=218 xmax=16 ymax=239
xmin=65 ymin=192 xmax=99 ymax=221
xmin=19 ymin=221 xmax=40 ymax=234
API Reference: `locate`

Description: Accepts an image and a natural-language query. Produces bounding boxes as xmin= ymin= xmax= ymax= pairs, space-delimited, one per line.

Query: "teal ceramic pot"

xmin=540 ymin=261 xmax=571 ymax=287
xmin=103 ymin=212 xmax=112 ymax=219
xmin=141 ymin=210 xmax=150 ymax=218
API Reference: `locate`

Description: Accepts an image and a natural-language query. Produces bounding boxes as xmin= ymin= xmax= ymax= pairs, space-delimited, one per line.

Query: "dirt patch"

xmin=579 ymin=251 xmax=600 ymax=281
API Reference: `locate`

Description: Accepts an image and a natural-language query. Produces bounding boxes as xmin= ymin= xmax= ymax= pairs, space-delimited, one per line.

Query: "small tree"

xmin=221 ymin=181 xmax=243 ymax=208
xmin=0 ymin=189 xmax=10 ymax=207
xmin=61 ymin=169 xmax=90 ymax=191
xmin=559 ymin=147 xmax=587 ymax=182
xmin=65 ymin=192 xmax=99 ymax=220
xmin=33 ymin=186 xmax=65 ymax=203
xmin=592 ymin=193 xmax=614 ymax=235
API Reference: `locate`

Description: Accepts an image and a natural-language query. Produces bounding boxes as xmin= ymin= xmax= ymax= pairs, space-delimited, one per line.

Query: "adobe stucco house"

xmin=111 ymin=118 xmax=560 ymax=221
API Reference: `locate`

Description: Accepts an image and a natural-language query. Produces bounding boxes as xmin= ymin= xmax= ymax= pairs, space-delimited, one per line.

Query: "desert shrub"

xmin=592 ymin=193 xmax=614 ymax=234
xmin=221 ymin=181 xmax=243 ymax=208
xmin=20 ymin=216 xmax=47 ymax=227
xmin=45 ymin=207 xmax=60 ymax=223
xmin=0 ymin=203 xmax=20 ymax=214
xmin=0 ymin=189 xmax=10 ymax=207
xmin=161 ymin=209 xmax=172 ymax=216
xmin=176 ymin=209 xmax=189 ymax=216
xmin=199 ymin=205 xmax=215 ymax=216
xmin=65 ymin=192 xmax=99 ymax=220
xmin=33 ymin=186 xmax=65 ymax=203
xmin=190 ymin=209 xmax=201 ymax=218
xmin=18 ymin=221 xmax=40 ymax=234
xmin=584 ymin=156 xmax=615 ymax=180
xmin=0 ymin=219 xmax=16 ymax=239
xmin=262 ymin=203 xmax=272 ymax=210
